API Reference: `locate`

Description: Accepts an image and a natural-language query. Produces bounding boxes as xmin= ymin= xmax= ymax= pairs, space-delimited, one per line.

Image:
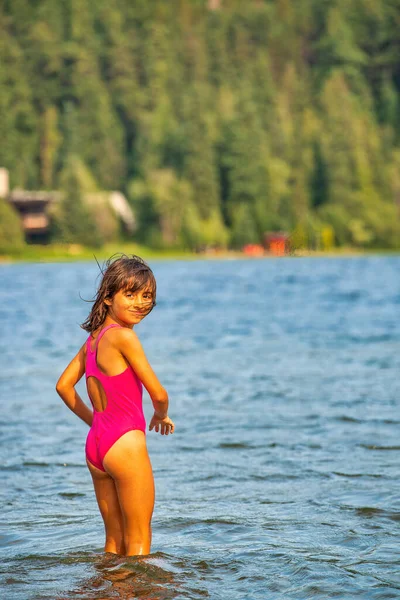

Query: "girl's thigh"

xmin=103 ymin=431 xmax=155 ymax=524
xmin=86 ymin=459 xmax=124 ymax=538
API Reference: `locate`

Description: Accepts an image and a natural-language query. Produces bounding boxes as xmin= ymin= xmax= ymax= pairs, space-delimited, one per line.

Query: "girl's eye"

xmin=125 ymin=291 xmax=152 ymax=301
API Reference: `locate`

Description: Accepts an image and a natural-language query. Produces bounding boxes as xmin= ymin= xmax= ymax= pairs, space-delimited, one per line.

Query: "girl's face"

xmin=104 ymin=286 xmax=154 ymax=327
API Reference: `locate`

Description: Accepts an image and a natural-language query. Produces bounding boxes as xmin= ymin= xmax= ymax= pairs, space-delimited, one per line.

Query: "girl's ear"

xmin=104 ymin=294 xmax=112 ymax=307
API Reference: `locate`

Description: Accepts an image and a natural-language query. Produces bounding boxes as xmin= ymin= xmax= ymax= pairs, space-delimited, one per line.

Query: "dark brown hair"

xmin=81 ymin=254 xmax=157 ymax=333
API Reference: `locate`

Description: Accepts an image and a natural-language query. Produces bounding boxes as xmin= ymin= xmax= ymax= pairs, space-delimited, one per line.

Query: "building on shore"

xmin=264 ymin=231 xmax=290 ymax=256
xmin=0 ymin=168 xmax=135 ymax=243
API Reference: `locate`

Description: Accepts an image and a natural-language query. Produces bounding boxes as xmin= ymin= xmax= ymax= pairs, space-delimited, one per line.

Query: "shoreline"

xmin=0 ymin=243 xmax=399 ymax=264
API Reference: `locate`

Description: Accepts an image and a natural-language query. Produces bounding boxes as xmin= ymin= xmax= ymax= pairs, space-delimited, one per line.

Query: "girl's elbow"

xmin=56 ymin=378 xmax=70 ymax=395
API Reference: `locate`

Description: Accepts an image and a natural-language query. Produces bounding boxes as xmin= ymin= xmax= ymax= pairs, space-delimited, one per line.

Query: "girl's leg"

xmin=102 ymin=430 xmax=155 ymax=556
xmin=86 ymin=459 xmax=126 ymax=555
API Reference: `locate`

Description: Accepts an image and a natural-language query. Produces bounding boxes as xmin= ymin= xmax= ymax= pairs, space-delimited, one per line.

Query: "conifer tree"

xmin=0 ymin=0 xmax=399 ymax=250
xmin=52 ymin=156 xmax=102 ymax=247
xmin=0 ymin=199 xmax=26 ymax=252
xmin=184 ymin=86 xmax=221 ymax=221
xmin=0 ymin=16 xmax=38 ymax=187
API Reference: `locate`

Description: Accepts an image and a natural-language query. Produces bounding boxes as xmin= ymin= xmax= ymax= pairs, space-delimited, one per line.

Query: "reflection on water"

xmin=60 ymin=552 xmax=185 ymax=600
xmin=0 ymin=257 xmax=399 ymax=599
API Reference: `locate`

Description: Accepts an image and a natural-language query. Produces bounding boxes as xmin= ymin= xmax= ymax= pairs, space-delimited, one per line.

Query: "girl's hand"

xmin=149 ymin=413 xmax=175 ymax=435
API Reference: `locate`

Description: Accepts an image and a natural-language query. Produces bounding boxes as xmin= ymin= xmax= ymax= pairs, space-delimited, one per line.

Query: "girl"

xmin=56 ymin=254 xmax=174 ymax=557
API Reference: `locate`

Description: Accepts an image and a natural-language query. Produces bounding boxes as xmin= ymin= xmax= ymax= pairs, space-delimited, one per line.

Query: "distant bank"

xmin=1 ymin=243 xmax=398 ymax=264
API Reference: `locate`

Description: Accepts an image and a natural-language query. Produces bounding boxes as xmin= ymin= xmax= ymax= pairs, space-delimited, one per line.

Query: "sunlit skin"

xmin=104 ymin=287 xmax=155 ymax=329
xmin=56 ymin=283 xmax=174 ymax=556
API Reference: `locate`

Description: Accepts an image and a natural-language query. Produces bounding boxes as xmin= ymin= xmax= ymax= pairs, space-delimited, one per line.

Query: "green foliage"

xmin=130 ymin=169 xmax=188 ymax=248
xmin=0 ymin=18 xmax=38 ymax=188
xmin=50 ymin=156 xmax=102 ymax=247
xmin=0 ymin=0 xmax=400 ymax=249
xmin=230 ymin=203 xmax=259 ymax=249
xmin=129 ymin=169 xmax=228 ymax=250
xmin=184 ymin=86 xmax=221 ymax=221
xmin=0 ymin=198 xmax=25 ymax=252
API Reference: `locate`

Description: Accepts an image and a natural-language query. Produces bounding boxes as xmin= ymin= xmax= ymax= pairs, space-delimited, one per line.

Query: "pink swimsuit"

xmin=85 ymin=324 xmax=146 ymax=472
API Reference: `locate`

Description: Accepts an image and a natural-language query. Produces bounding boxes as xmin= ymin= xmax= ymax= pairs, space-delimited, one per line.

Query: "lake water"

xmin=0 ymin=256 xmax=399 ymax=599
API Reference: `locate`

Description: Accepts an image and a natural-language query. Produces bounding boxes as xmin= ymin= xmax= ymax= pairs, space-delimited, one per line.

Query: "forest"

xmin=1 ymin=0 xmax=400 ymax=251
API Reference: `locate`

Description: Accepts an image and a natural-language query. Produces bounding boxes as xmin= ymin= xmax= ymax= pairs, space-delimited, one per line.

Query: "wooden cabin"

xmin=1 ymin=168 xmax=135 ymax=243
xmin=8 ymin=190 xmax=62 ymax=243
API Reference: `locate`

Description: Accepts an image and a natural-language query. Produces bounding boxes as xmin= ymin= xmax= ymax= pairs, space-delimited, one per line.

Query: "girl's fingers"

xmin=149 ymin=417 xmax=174 ymax=434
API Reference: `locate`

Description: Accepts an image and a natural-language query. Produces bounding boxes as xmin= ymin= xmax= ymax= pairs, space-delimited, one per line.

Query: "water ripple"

xmin=0 ymin=257 xmax=399 ymax=599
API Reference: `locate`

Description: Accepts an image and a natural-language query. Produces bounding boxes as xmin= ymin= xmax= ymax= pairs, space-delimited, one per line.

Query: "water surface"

xmin=0 ymin=256 xmax=399 ymax=599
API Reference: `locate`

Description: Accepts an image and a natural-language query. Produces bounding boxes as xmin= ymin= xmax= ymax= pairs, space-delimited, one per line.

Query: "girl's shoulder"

xmin=108 ymin=326 xmax=143 ymax=353
xmin=111 ymin=326 xmax=140 ymax=343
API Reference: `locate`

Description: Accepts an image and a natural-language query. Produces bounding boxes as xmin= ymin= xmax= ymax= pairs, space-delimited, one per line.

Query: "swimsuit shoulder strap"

xmin=86 ymin=323 xmax=122 ymax=356
xmin=95 ymin=323 xmax=122 ymax=351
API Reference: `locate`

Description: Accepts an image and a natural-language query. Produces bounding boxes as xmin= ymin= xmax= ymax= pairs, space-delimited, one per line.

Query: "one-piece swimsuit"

xmin=85 ymin=324 xmax=146 ymax=471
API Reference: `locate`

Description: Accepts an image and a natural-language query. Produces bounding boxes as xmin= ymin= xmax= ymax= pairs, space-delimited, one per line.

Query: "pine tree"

xmin=0 ymin=199 xmax=26 ymax=252
xmin=0 ymin=0 xmax=400 ymax=249
xmin=184 ymin=86 xmax=221 ymax=221
xmin=0 ymin=15 xmax=38 ymax=187
xmin=52 ymin=156 xmax=102 ymax=247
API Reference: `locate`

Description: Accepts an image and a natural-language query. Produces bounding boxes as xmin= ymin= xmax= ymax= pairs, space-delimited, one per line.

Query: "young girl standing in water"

xmin=56 ymin=255 xmax=174 ymax=556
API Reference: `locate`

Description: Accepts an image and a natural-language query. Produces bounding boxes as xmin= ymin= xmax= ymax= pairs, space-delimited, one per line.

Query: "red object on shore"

xmin=264 ymin=232 xmax=289 ymax=256
xmin=243 ymin=244 xmax=265 ymax=256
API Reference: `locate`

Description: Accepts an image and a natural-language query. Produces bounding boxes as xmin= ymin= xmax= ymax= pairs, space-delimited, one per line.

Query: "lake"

xmin=0 ymin=256 xmax=399 ymax=599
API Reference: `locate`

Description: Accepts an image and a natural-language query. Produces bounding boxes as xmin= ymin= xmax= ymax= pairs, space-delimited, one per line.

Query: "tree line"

xmin=1 ymin=0 xmax=400 ymax=250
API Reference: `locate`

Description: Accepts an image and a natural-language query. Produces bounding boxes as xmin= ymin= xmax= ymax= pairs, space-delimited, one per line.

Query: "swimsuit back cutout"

xmin=85 ymin=324 xmax=146 ymax=471
xmin=86 ymin=324 xmax=127 ymax=379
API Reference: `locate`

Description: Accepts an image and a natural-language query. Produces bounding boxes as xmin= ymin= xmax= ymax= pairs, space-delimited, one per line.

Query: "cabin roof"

xmin=8 ymin=190 xmax=62 ymax=205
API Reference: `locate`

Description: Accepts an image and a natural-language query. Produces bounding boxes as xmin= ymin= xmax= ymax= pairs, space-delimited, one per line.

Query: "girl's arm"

xmin=115 ymin=328 xmax=174 ymax=434
xmin=56 ymin=343 xmax=93 ymax=427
